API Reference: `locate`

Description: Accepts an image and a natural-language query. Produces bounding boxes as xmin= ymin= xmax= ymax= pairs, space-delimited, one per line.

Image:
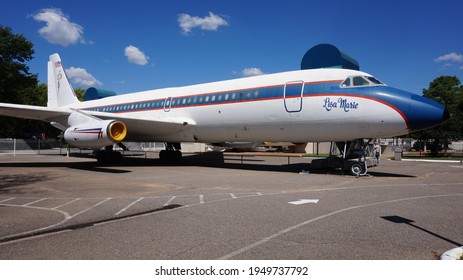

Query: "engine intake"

xmin=64 ymin=120 xmax=127 ymax=148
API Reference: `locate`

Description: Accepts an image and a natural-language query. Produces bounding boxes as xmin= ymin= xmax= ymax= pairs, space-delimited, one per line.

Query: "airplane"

xmin=0 ymin=52 xmax=448 ymax=175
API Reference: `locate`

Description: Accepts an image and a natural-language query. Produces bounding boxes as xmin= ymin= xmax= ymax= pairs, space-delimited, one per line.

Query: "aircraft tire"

xmin=349 ymin=162 xmax=365 ymax=176
xmin=96 ymin=150 xmax=122 ymax=164
xmin=174 ymin=150 xmax=182 ymax=161
xmin=159 ymin=150 xmax=182 ymax=161
xmin=159 ymin=150 xmax=167 ymax=161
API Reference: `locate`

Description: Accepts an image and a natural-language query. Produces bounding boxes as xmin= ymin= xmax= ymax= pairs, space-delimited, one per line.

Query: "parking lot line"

xmin=115 ymin=197 xmax=145 ymax=216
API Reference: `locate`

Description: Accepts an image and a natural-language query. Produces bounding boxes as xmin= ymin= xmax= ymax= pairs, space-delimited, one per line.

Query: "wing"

xmin=0 ymin=103 xmax=195 ymax=141
xmin=0 ymin=103 xmax=70 ymax=121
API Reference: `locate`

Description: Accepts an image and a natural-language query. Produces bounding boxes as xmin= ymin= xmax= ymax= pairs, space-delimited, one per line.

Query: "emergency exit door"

xmin=284 ymin=81 xmax=304 ymax=112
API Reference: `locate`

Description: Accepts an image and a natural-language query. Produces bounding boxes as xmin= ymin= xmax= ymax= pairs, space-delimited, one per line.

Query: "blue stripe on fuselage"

xmin=323 ymin=86 xmax=445 ymax=131
xmin=81 ymin=81 xmax=444 ymax=132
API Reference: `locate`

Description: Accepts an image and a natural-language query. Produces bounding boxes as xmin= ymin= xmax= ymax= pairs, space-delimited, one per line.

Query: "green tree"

xmin=0 ymin=26 xmax=37 ymax=104
xmin=413 ymin=76 xmax=463 ymax=155
xmin=74 ymin=88 xmax=85 ymax=101
xmin=0 ymin=26 xmax=60 ymax=138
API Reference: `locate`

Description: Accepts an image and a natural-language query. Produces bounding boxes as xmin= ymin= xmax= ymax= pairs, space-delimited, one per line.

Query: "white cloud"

xmin=241 ymin=67 xmax=265 ymax=77
xmin=32 ymin=8 xmax=86 ymax=47
xmin=125 ymin=45 xmax=149 ymax=65
xmin=65 ymin=67 xmax=102 ymax=87
xmin=434 ymin=52 xmax=463 ymax=63
xmin=178 ymin=12 xmax=229 ymax=34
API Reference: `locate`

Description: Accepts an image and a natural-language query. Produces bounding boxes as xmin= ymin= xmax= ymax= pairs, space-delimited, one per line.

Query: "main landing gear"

xmin=95 ymin=145 xmax=122 ymax=164
xmin=311 ymin=139 xmax=377 ymax=176
xmin=159 ymin=142 xmax=182 ymax=161
xmin=94 ymin=142 xmax=183 ymax=163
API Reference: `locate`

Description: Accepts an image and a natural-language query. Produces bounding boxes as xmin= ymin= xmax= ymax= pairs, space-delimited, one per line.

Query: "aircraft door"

xmin=164 ymin=97 xmax=172 ymax=112
xmin=284 ymin=81 xmax=304 ymax=112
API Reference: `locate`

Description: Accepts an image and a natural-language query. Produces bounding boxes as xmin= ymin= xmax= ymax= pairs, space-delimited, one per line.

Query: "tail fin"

xmin=47 ymin=53 xmax=80 ymax=108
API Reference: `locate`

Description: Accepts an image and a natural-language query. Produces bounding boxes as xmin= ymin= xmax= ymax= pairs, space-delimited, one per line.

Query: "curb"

xmin=440 ymin=246 xmax=463 ymax=260
xmin=401 ymin=159 xmax=463 ymax=163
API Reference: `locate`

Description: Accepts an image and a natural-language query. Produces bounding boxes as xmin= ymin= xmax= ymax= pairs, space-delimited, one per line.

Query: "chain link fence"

xmin=0 ymin=139 xmax=168 ymax=157
xmin=0 ymin=138 xmax=70 ymax=155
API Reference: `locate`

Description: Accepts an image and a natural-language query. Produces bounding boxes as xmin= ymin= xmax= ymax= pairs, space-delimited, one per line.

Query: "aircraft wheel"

xmin=159 ymin=150 xmax=182 ymax=161
xmin=96 ymin=150 xmax=122 ymax=164
xmin=113 ymin=151 xmax=122 ymax=162
xmin=174 ymin=150 xmax=182 ymax=161
xmin=159 ymin=150 xmax=167 ymax=161
xmin=96 ymin=151 xmax=106 ymax=163
xmin=349 ymin=162 xmax=365 ymax=176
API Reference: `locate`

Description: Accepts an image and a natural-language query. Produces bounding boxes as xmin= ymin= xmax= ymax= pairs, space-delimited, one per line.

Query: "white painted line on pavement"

xmin=22 ymin=198 xmax=47 ymax=206
xmin=69 ymin=198 xmax=112 ymax=219
xmin=164 ymin=196 xmax=176 ymax=206
xmin=288 ymin=199 xmax=319 ymax=205
xmin=115 ymin=197 xmax=144 ymax=216
xmin=0 ymin=197 xmax=15 ymax=203
xmin=219 ymin=193 xmax=463 ymax=260
xmin=52 ymin=198 xmax=82 ymax=210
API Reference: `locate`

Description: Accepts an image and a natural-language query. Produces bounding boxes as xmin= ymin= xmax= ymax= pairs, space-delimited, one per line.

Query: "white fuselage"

xmin=0 ymin=53 xmax=447 ymax=151
xmin=69 ymin=68 xmax=409 ymax=143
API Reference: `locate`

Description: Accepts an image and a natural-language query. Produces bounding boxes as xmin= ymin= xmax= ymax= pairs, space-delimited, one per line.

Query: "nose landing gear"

xmin=310 ymin=139 xmax=376 ymax=176
xmin=348 ymin=161 xmax=367 ymax=177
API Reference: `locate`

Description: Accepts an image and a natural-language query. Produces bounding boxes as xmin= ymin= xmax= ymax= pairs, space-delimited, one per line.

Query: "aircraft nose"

xmin=407 ymin=94 xmax=447 ymax=132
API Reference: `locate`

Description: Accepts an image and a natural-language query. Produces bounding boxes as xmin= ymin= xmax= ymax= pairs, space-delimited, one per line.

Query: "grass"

xmin=301 ymin=154 xmax=331 ymax=158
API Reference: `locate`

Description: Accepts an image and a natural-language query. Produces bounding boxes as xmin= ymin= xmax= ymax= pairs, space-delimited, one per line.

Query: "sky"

xmin=1 ymin=0 xmax=463 ymax=95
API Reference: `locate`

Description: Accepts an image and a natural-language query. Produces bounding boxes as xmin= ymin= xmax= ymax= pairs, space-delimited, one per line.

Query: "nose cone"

xmin=408 ymin=94 xmax=447 ymax=132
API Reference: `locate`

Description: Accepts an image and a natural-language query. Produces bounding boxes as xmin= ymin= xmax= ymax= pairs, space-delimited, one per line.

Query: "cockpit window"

xmin=340 ymin=75 xmax=385 ymax=88
xmin=365 ymin=76 xmax=384 ymax=85
xmin=341 ymin=78 xmax=351 ymax=87
xmin=353 ymin=76 xmax=370 ymax=86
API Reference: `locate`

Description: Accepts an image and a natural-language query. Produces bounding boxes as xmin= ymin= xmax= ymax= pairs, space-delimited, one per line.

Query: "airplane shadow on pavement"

xmin=0 ymin=152 xmax=417 ymax=178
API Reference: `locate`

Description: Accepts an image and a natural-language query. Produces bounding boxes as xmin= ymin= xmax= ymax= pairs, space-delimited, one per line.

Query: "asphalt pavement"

xmin=0 ymin=152 xmax=462 ymax=259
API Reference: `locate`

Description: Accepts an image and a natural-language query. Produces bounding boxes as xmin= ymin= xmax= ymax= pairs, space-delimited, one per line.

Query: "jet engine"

xmin=63 ymin=120 xmax=127 ymax=148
